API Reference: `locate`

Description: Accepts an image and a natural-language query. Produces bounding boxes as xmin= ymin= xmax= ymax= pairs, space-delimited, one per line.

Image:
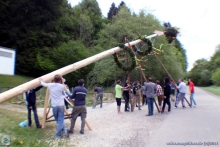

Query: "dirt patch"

xmin=66 ymin=102 xmax=167 ymax=147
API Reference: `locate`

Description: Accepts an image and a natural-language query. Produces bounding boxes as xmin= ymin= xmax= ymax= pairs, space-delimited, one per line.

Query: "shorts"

xmin=115 ymin=98 xmax=121 ymax=106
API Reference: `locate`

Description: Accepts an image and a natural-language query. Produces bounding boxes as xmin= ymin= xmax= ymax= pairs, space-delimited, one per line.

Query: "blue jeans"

xmin=147 ymin=98 xmax=154 ymax=115
xmin=52 ymin=106 xmax=67 ymax=138
xmin=27 ymin=105 xmax=40 ymax=127
xmin=190 ymin=92 xmax=197 ymax=106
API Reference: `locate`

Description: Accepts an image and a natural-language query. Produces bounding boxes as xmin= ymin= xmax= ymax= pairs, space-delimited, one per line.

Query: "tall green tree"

xmin=188 ymin=59 xmax=212 ymax=86
xmin=88 ymin=7 xmax=186 ymax=86
xmin=0 ymin=0 xmax=75 ymax=76
xmin=72 ymin=0 xmax=103 ymax=45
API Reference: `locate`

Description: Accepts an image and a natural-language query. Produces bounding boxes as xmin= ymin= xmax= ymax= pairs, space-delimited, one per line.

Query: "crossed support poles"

xmin=152 ymin=52 xmax=191 ymax=107
xmin=41 ymin=88 xmax=92 ymax=130
xmin=137 ymin=63 xmax=160 ymax=113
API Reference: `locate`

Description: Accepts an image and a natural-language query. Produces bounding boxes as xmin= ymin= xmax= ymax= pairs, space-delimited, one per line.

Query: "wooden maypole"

xmin=0 ymin=33 xmax=159 ymax=103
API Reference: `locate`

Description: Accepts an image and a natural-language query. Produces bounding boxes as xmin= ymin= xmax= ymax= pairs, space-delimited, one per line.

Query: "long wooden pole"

xmin=138 ymin=64 xmax=160 ymax=112
xmin=0 ymin=34 xmax=158 ymax=103
xmin=152 ymin=53 xmax=191 ymax=107
xmin=42 ymin=88 xmax=50 ymax=128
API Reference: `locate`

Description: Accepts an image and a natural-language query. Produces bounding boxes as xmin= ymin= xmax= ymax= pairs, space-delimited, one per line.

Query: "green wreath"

xmin=137 ymin=37 xmax=152 ymax=56
xmin=113 ymin=44 xmax=136 ymax=71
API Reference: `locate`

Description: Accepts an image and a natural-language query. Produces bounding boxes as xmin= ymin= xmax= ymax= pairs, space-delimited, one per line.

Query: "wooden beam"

xmin=0 ymin=34 xmax=158 ymax=103
xmin=41 ymin=88 xmax=49 ymax=128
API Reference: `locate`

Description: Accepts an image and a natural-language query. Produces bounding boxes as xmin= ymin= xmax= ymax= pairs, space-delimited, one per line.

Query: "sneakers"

xmin=183 ymin=106 xmax=186 ymax=109
xmin=79 ymin=131 xmax=84 ymax=135
xmin=174 ymin=106 xmax=177 ymax=109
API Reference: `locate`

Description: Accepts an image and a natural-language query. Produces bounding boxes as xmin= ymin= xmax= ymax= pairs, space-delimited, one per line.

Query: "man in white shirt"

xmin=174 ymin=79 xmax=186 ymax=108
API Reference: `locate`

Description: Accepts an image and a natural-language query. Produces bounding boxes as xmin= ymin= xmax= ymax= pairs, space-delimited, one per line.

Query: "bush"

xmin=212 ymin=68 xmax=220 ymax=85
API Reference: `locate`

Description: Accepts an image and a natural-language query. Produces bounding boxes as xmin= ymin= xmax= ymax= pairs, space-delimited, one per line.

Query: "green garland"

xmin=137 ymin=37 xmax=152 ymax=56
xmin=113 ymin=44 xmax=136 ymax=71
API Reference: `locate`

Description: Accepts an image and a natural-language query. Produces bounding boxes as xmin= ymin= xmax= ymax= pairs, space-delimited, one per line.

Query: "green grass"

xmin=0 ymin=107 xmax=71 ymax=147
xmin=200 ymin=86 xmax=220 ymax=97
xmin=0 ymin=74 xmax=32 ymax=87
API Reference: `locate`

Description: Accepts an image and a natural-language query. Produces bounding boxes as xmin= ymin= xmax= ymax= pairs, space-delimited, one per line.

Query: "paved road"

xmin=149 ymin=87 xmax=220 ymax=147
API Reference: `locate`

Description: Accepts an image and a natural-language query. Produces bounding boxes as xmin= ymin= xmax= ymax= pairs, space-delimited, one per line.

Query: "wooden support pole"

xmin=46 ymin=104 xmax=51 ymax=119
xmin=46 ymin=116 xmax=72 ymax=122
xmin=42 ymin=88 xmax=49 ymax=128
xmin=154 ymin=100 xmax=160 ymax=113
xmin=137 ymin=63 xmax=160 ymax=112
xmin=153 ymin=53 xmax=191 ymax=107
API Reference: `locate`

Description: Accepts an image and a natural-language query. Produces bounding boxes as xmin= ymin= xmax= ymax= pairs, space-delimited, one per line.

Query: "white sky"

xmin=68 ymin=0 xmax=220 ymax=71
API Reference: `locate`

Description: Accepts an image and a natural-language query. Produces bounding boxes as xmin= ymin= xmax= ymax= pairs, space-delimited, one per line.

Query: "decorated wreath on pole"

xmin=113 ymin=44 xmax=136 ymax=71
xmin=136 ymin=37 xmax=153 ymax=56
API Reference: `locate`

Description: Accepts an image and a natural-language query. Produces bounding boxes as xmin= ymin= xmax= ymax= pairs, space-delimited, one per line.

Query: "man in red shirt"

xmin=189 ymin=79 xmax=197 ymax=107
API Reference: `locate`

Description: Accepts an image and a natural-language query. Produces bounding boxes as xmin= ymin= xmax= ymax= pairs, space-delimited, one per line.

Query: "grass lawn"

xmin=199 ymin=86 xmax=220 ymax=97
xmin=0 ymin=108 xmax=70 ymax=147
xmin=0 ymin=74 xmax=32 ymax=87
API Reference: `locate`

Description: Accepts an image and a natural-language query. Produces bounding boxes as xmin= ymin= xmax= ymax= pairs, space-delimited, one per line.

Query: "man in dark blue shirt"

xmin=69 ymin=79 xmax=87 ymax=134
xmin=25 ymin=85 xmax=43 ymax=128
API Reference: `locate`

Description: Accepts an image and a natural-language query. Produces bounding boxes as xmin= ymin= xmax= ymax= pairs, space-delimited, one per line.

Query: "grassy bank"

xmin=0 ymin=107 xmax=71 ymax=146
xmin=200 ymin=86 xmax=220 ymax=97
xmin=0 ymin=74 xmax=115 ymax=107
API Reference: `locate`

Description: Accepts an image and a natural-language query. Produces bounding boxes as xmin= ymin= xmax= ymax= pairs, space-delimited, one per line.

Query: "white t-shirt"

xmin=178 ymin=82 xmax=186 ymax=93
xmin=41 ymin=81 xmax=65 ymax=106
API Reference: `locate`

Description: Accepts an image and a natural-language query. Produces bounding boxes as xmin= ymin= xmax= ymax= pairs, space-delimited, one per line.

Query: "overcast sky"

xmin=68 ymin=0 xmax=220 ymax=71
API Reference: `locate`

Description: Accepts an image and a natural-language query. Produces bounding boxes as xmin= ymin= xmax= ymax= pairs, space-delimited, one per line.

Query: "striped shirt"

xmin=156 ymin=84 xmax=163 ymax=96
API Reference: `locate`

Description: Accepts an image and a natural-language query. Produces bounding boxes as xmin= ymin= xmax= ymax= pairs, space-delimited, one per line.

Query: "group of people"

xmin=114 ymin=77 xmax=197 ymax=116
xmin=26 ymin=75 xmax=88 ymax=139
xmin=25 ymin=74 xmax=197 ymax=139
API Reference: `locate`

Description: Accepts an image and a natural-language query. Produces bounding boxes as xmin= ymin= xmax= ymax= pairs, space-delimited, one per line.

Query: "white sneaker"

xmin=194 ymin=105 xmax=196 ymax=107
xmin=174 ymin=106 xmax=177 ymax=109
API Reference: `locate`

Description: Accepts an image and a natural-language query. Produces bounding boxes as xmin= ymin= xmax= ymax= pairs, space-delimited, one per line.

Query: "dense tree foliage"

xmin=188 ymin=45 xmax=220 ymax=86
xmin=88 ymin=7 xmax=186 ymax=87
xmin=0 ymin=0 xmax=188 ymax=87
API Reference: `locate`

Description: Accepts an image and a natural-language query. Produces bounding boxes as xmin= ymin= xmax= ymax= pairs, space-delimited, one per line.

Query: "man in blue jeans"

xmin=39 ymin=75 xmax=69 ymax=138
xmin=25 ymin=85 xmax=43 ymax=128
xmin=144 ymin=77 xmax=156 ymax=116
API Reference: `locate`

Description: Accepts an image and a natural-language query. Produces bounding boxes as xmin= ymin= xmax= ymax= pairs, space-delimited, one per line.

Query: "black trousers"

xmin=123 ymin=93 xmax=130 ymax=111
xmin=162 ymin=96 xmax=171 ymax=112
